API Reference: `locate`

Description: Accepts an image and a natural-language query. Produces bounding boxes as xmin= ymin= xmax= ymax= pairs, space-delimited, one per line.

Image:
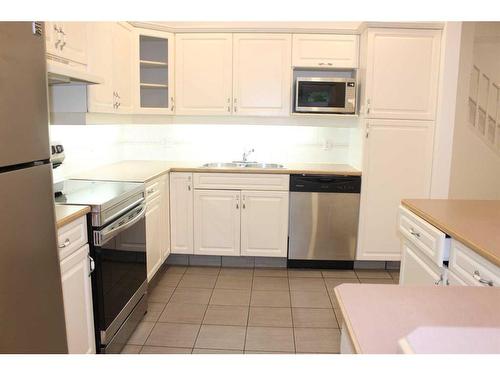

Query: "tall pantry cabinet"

xmin=356 ymin=28 xmax=442 ymax=261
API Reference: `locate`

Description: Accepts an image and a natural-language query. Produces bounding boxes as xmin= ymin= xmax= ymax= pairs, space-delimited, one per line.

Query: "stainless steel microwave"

xmin=295 ymin=77 xmax=356 ymax=114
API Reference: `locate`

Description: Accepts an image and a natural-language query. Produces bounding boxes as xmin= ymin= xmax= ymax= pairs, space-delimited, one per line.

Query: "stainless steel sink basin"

xmin=201 ymin=162 xmax=284 ymax=169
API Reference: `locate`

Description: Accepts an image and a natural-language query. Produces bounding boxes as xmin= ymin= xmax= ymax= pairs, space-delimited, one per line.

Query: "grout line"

xmin=287 ymin=273 xmax=297 ymax=354
xmin=242 ymin=267 xmax=253 ymax=352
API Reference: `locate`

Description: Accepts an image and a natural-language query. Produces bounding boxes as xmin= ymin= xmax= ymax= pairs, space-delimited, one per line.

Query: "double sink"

xmin=201 ymin=162 xmax=284 ymax=169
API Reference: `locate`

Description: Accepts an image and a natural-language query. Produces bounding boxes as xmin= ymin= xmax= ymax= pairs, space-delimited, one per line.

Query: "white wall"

xmin=448 ymin=22 xmax=500 ymax=199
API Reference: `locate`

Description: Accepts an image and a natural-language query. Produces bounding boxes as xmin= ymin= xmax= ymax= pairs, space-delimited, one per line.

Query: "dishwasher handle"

xmin=289 ymin=174 xmax=361 ymax=193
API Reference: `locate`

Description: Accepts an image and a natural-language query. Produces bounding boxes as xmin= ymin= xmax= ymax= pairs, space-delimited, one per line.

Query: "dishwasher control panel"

xmin=289 ymin=174 xmax=361 ymax=193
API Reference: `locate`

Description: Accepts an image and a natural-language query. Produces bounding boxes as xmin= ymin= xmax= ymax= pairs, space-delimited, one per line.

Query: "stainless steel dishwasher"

xmin=288 ymin=174 xmax=361 ymax=268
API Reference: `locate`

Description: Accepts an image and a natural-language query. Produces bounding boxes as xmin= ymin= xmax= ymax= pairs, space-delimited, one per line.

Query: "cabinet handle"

xmin=188 ymin=185 xmax=191 ymax=191
xmin=366 ymin=99 xmax=371 ymax=115
xmin=59 ymin=238 xmax=70 ymax=248
xmin=115 ymin=92 xmax=121 ymax=99
xmin=234 ymin=98 xmax=237 ymax=112
xmin=236 ymin=197 xmax=239 ymax=209
xmin=473 ymin=270 xmax=494 ymax=286
xmin=88 ymin=255 xmax=95 ymax=276
xmin=434 ymin=274 xmax=444 ymax=285
xmin=318 ymin=62 xmax=325 ymax=66
xmin=60 ymin=41 xmax=66 ymax=50
xmin=146 ymin=188 xmax=155 ymax=194
xmin=242 ymin=195 xmax=246 ymax=209
xmin=171 ymin=97 xmax=175 ymax=111
xmin=409 ymin=228 xmax=421 ymax=238
xmin=327 ymin=63 xmax=333 ymax=66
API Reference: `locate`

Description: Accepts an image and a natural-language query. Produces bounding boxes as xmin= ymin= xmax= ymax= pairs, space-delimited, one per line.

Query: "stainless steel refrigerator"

xmin=0 ymin=22 xmax=68 ymax=353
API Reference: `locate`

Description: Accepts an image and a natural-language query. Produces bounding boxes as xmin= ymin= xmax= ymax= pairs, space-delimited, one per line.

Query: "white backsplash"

xmin=49 ymin=123 xmax=361 ymax=180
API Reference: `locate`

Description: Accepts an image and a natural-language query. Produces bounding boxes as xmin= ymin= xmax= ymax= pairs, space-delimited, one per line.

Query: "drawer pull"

xmin=146 ymin=188 xmax=155 ymax=194
xmin=473 ymin=270 xmax=494 ymax=286
xmin=59 ymin=238 xmax=70 ymax=248
xmin=409 ymin=228 xmax=421 ymax=238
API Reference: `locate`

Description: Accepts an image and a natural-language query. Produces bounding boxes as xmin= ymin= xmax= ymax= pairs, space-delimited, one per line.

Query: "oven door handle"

xmin=94 ymin=203 xmax=146 ymax=246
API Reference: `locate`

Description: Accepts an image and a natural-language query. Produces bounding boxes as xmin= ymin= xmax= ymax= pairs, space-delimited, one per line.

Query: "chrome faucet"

xmin=242 ymin=148 xmax=255 ymax=162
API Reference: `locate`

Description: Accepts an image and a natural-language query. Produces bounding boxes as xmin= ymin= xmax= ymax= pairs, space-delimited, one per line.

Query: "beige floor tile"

xmin=156 ymin=272 xmax=183 ymax=287
xmin=218 ymin=267 xmax=254 ymax=277
xmin=192 ymin=348 xmax=243 ymax=354
xmin=203 ymin=305 xmax=249 ymax=326
xmin=210 ymin=289 xmax=251 ymax=306
xmin=244 ymin=350 xmax=294 ymax=354
xmin=254 ymin=268 xmax=288 ymax=277
xmin=334 ymin=309 xmax=343 ymax=327
xmin=165 ymin=266 xmax=187 ymax=274
xmin=185 ymin=266 xmax=220 ymax=275
xmin=127 ymin=321 xmax=155 ymax=345
xmin=215 ymin=275 xmax=253 ymax=290
xmin=289 ymin=277 xmax=327 ymax=291
xmin=245 ymin=327 xmax=295 ymax=352
xmin=250 ymin=290 xmax=291 ymax=307
xmin=321 ymin=270 xmax=357 ymax=279
xmin=143 ymin=302 xmax=166 ymax=322
xmin=294 ymin=328 xmax=341 ymax=353
xmin=290 ymin=290 xmax=332 ymax=308
xmin=288 ymin=269 xmax=323 ymax=278
xmin=252 ymin=276 xmax=289 ymax=291
xmin=195 ymin=325 xmax=246 ymax=350
xmin=292 ymin=308 xmax=338 ymax=328
xmin=248 ymin=307 xmax=292 ymax=327
xmin=158 ymin=303 xmax=207 ymax=324
xmin=170 ymin=288 xmax=212 ymax=305
xmin=145 ymin=322 xmax=200 ymax=348
xmin=178 ymin=274 xmax=218 ymax=289
xmin=355 ymin=269 xmax=392 ymax=279
xmin=120 ymin=344 xmax=142 ymax=354
xmin=140 ymin=345 xmax=192 ymax=354
xmin=324 ymin=278 xmax=359 ymax=290
xmin=359 ymin=278 xmax=396 ymax=284
xmin=148 ymin=286 xmax=175 ymax=303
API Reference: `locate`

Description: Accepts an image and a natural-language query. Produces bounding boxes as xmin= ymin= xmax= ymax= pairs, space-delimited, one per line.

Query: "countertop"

xmin=333 ymin=283 xmax=500 ymax=354
xmin=402 ymin=199 xmax=500 ymax=267
xmin=54 ymin=204 xmax=90 ymax=229
xmin=71 ymin=160 xmax=362 ymax=183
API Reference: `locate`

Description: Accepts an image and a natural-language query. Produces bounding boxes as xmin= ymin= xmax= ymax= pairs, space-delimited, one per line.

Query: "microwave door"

xmin=296 ymin=81 xmax=348 ymax=113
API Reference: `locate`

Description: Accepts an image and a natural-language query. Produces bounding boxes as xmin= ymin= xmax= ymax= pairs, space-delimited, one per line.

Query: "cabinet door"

xmin=240 ymin=190 xmax=289 ymax=257
xmin=175 ymin=33 xmax=233 ymax=115
xmin=233 ymin=34 xmax=292 ymax=116
xmin=57 ymin=22 xmax=88 ymax=65
xmin=161 ymin=174 xmax=171 ymax=261
xmin=292 ymin=34 xmax=359 ymax=68
xmin=399 ymin=240 xmax=443 ymax=286
xmin=365 ymin=29 xmax=441 ymax=120
xmin=146 ymin=195 xmax=162 ymax=281
xmin=194 ymin=190 xmax=241 ymax=256
xmin=170 ymin=173 xmax=194 ymax=254
xmin=60 ymin=244 xmax=96 ymax=354
xmin=87 ymin=22 xmax=115 ymax=113
xmin=112 ymin=23 xmax=133 ymax=114
xmin=357 ymin=120 xmax=434 ymax=261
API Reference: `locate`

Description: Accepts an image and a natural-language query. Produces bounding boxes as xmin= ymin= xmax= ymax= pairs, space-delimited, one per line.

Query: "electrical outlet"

xmin=322 ymin=139 xmax=333 ymax=150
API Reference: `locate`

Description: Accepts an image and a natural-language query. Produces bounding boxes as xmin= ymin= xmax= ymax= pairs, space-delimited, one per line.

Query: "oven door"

xmin=91 ymin=202 xmax=147 ymax=349
xmin=295 ymin=78 xmax=353 ymax=113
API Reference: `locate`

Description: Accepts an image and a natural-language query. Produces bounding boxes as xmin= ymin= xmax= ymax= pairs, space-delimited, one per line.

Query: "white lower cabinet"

xmin=399 ymin=240 xmax=444 ymax=286
xmin=170 ymin=172 xmax=194 ymax=254
xmin=194 ymin=190 xmax=241 ymax=256
xmin=59 ymin=244 xmax=95 ymax=354
xmin=240 ymin=190 xmax=289 ymax=257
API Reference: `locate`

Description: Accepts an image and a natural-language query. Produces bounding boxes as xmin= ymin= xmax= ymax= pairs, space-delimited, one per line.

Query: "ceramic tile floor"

xmin=122 ymin=266 xmax=399 ymax=354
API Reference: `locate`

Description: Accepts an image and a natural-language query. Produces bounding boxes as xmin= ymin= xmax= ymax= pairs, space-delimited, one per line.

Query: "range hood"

xmin=47 ymin=60 xmax=103 ymax=85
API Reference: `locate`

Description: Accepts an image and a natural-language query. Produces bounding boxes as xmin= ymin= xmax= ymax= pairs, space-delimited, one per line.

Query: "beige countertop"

xmin=54 ymin=204 xmax=90 ymax=229
xmin=402 ymin=199 xmax=500 ymax=267
xmin=333 ymin=284 xmax=500 ymax=354
xmin=71 ymin=160 xmax=361 ymax=183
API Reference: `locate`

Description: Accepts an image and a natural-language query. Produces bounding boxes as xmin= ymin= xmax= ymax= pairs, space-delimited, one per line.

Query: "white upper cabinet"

xmin=134 ymin=28 xmax=175 ymax=114
xmin=232 ymin=34 xmax=292 ymax=116
xmin=46 ymin=22 xmax=88 ymax=66
xmin=170 ymin=173 xmax=194 ymax=254
xmin=175 ymin=33 xmax=233 ymax=115
xmin=292 ymin=34 xmax=359 ymax=68
xmin=357 ymin=119 xmax=434 ymax=261
xmin=194 ymin=190 xmax=241 ymax=256
xmin=240 ymin=190 xmax=289 ymax=257
xmin=364 ymin=28 xmax=441 ymax=120
xmin=87 ymin=22 xmax=133 ymax=114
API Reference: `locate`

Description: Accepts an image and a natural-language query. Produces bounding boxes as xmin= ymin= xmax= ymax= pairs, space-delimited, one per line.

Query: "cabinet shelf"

xmin=140 ymin=59 xmax=168 ymax=68
xmin=140 ymin=83 xmax=168 ymax=88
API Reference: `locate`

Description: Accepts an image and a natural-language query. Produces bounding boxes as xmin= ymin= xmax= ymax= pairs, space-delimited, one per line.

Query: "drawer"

xmin=193 ymin=173 xmax=289 ymax=191
xmin=449 ymin=240 xmax=500 ymax=287
xmin=58 ymin=215 xmax=88 ymax=261
xmin=398 ymin=206 xmax=450 ymax=266
xmin=145 ymin=178 xmax=161 ymax=201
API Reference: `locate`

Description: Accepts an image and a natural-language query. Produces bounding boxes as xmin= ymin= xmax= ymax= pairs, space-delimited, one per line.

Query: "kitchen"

xmin=1 ymin=0 xmax=500 ymax=371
